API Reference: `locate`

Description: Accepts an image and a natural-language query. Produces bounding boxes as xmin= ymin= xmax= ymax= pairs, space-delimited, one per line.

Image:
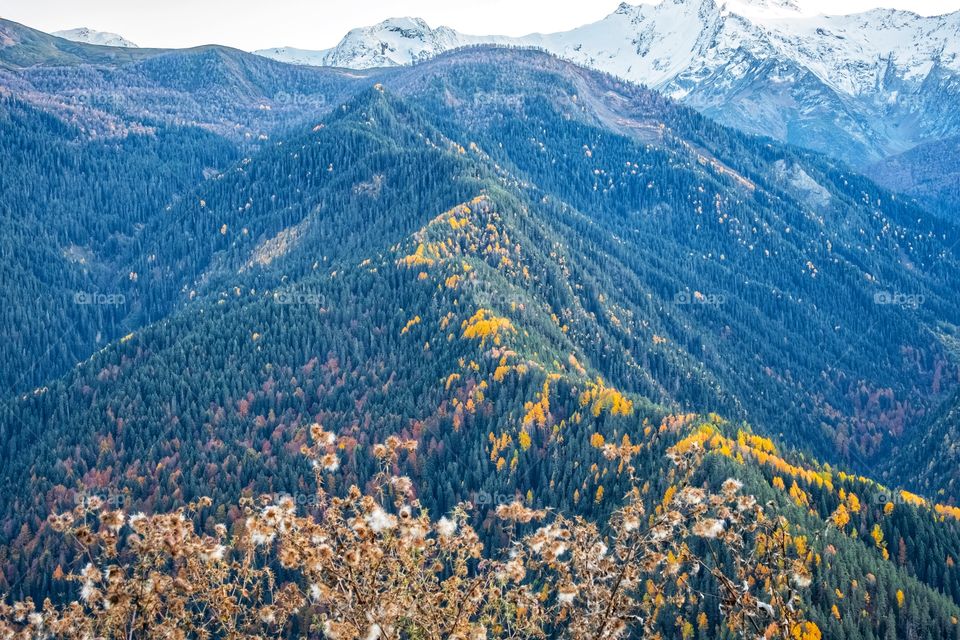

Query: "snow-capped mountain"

xmin=255 ymin=18 xmax=502 ymax=69
xmin=255 ymin=0 xmax=960 ymax=167
xmin=53 ymin=27 xmax=138 ymax=48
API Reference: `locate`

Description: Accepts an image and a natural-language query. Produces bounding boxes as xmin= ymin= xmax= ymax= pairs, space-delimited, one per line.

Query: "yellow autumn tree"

xmin=461 ymin=309 xmax=514 ymax=345
xmin=846 ymin=492 xmax=861 ymax=513
xmin=579 ymin=378 xmax=634 ymax=417
xmin=518 ymin=430 xmax=532 ymax=451
xmin=792 ymin=621 xmax=823 ymax=640
xmin=831 ymin=504 xmax=851 ymax=529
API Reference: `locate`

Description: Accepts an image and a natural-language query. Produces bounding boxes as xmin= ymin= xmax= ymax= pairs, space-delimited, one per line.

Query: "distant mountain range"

xmin=253 ymin=0 xmax=960 ymax=177
xmin=49 ymin=1 xmax=960 ymax=209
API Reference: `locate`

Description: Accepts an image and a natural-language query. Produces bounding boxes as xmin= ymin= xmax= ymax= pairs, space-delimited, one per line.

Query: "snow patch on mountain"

xmin=252 ymin=46 xmax=330 ymax=67
xmin=53 ymin=27 xmax=138 ymax=48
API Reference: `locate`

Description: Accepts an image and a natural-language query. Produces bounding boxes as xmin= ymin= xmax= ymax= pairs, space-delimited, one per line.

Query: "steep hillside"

xmin=0 ymin=19 xmax=153 ymax=67
xmin=2 ymin=42 xmax=959 ymax=497
xmin=1 ymin=86 xmax=649 ymax=596
xmin=2 ymin=63 xmax=960 ymax=592
xmin=31 ymin=44 xmax=958 ymax=472
xmin=887 ymin=387 xmax=960 ymax=501
xmin=379 ymin=48 xmax=960 ymax=468
xmin=866 ymin=136 xmax=960 ymax=221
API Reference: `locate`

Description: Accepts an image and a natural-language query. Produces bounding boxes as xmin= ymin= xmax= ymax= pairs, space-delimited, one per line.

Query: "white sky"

xmin=1 ymin=0 xmax=959 ymax=50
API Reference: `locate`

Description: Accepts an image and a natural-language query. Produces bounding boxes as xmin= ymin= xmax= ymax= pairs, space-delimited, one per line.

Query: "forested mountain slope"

xmin=0 ymin=19 xmax=372 ymax=391
xmin=0 ymin=96 xmax=238 ymax=393
xmin=390 ymin=49 xmax=960 ymax=475
xmin=0 ymin=18 xmax=366 ymax=141
xmin=866 ymin=136 xmax=960 ymax=222
xmin=888 ymin=387 xmax=960 ymax=502
xmin=16 ymin=41 xmax=954 ymax=470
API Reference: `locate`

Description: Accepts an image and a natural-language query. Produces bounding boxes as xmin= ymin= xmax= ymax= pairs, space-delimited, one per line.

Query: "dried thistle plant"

xmin=0 ymin=424 xmax=820 ymax=640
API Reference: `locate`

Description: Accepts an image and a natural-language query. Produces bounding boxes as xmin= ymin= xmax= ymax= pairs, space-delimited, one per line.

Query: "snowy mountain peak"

xmin=52 ymin=27 xmax=138 ymax=48
xmin=307 ymin=16 xmax=488 ymax=69
xmin=374 ymin=17 xmax=435 ymax=34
